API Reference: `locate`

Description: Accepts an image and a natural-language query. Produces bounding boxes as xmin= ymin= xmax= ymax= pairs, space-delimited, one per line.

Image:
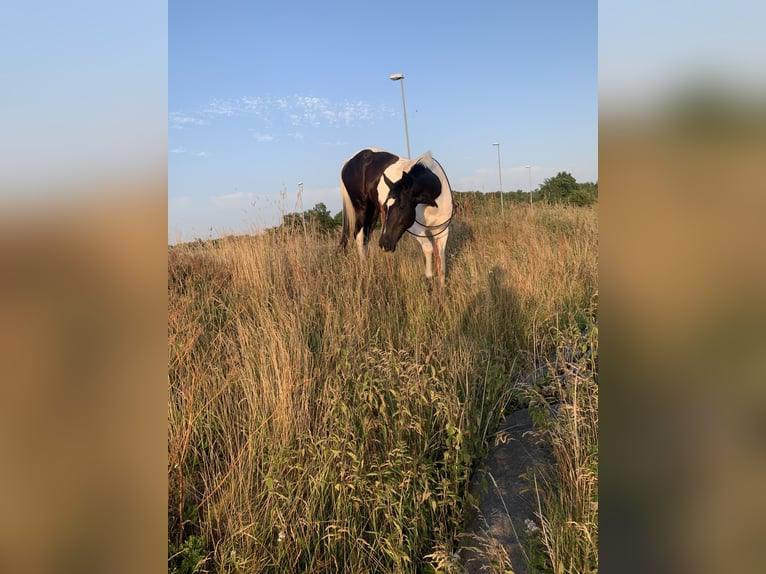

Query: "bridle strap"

xmin=406 ymin=204 xmax=456 ymax=238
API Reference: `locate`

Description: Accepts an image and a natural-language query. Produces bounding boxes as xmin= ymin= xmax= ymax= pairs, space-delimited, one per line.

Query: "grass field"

xmin=168 ymin=201 xmax=598 ymax=573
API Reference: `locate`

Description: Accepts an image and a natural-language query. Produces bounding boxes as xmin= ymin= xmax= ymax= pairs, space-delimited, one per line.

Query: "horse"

xmin=339 ymin=148 xmax=454 ymax=285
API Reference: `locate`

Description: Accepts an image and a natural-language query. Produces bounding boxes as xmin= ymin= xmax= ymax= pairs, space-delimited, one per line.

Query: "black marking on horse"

xmin=339 ymin=149 xmax=399 ymax=250
xmin=379 ymin=163 xmax=442 ymax=252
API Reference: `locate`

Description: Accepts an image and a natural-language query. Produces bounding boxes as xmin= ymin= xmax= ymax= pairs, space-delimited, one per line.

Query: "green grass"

xmin=524 ymin=314 xmax=599 ymax=574
xmin=168 ymin=203 xmax=598 ymax=573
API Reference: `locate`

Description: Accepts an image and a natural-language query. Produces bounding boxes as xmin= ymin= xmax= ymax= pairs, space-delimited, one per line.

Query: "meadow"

xmin=168 ymin=200 xmax=598 ymax=573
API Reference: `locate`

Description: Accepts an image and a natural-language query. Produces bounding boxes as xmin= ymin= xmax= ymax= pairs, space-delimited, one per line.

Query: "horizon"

xmin=167 ymin=178 xmax=598 ymax=245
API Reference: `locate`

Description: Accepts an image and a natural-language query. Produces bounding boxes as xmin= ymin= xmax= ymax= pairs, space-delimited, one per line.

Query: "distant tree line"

xmin=456 ymin=171 xmax=598 ymax=210
xmin=276 ymin=172 xmax=597 ymax=232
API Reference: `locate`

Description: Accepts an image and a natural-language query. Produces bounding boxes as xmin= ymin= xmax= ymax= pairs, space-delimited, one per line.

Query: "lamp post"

xmin=297 ymin=181 xmax=305 ymax=227
xmin=492 ymin=142 xmax=504 ymax=214
xmin=524 ymin=165 xmax=532 ymax=205
xmin=389 ymin=73 xmax=411 ymax=159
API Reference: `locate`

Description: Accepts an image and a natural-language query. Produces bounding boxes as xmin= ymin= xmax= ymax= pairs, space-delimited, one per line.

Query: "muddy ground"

xmin=459 ymin=409 xmax=549 ymax=574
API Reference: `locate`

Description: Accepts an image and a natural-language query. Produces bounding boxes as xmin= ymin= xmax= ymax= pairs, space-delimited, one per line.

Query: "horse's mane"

xmin=414 ymin=151 xmax=453 ymax=201
xmin=415 ymin=151 xmax=434 ymax=169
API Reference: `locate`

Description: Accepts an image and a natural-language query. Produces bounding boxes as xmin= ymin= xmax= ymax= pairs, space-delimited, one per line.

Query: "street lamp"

xmin=297 ymin=181 xmax=305 ymax=226
xmin=389 ymin=73 xmax=411 ymax=159
xmin=524 ymin=165 xmax=532 ymax=205
xmin=492 ymin=142 xmax=504 ymax=214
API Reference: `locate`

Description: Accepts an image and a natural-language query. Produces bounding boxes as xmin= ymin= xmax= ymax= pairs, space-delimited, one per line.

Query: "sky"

xmin=169 ymin=0 xmax=598 ymax=243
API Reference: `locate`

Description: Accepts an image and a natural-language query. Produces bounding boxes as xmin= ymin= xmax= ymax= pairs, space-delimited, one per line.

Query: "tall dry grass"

xmin=525 ymin=314 xmax=598 ymax=574
xmin=168 ymin=203 xmax=597 ymax=573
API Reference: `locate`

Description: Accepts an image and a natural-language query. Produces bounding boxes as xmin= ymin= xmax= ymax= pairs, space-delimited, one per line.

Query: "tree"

xmin=568 ymin=188 xmax=595 ymax=206
xmin=281 ymin=202 xmax=341 ymax=234
xmin=303 ymin=202 xmax=338 ymax=232
xmin=540 ymin=172 xmax=578 ymax=204
xmin=536 ymin=173 xmax=597 ymax=206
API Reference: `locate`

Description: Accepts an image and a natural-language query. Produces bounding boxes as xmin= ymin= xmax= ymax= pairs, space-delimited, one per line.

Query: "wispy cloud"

xmin=169 ymin=146 xmax=207 ymax=157
xmin=170 ymin=94 xmax=388 ymax=131
xmin=252 ymin=132 xmax=274 ymax=142
xmin=169 ymin=112 xmax=208 ymax=129
xmin=289 ymin=95 xmax=374 ymax=127
xmin=205 ymin=98 xmax=243 ymax=117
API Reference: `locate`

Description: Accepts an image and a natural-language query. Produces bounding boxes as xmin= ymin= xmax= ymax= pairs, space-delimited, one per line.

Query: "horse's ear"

xmin=383 ymin=173 xmax=394 ymax=189
xmin=400 ymin=170 xmax=412 ymax=188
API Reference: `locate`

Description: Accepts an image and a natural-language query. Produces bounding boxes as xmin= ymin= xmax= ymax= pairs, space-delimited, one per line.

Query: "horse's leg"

xmin=433 ymin=240 xmax=442 ymax=282
xmin=355 ymin=226 xmax=366 ymax=258
xmin=415 ymin=235 xmax=434 ymax=280
xmin=359 ymin=201 xmax=379 ymax=258
xmin=379 ymin=201 xmax=387 ymax=230
xmin=350 ymin=205 xmax=366 ymax=258
xmin=338 ymin=219 xmax=349 ymax=252
xmin=433 ymin=230 xmax=449 ymax=286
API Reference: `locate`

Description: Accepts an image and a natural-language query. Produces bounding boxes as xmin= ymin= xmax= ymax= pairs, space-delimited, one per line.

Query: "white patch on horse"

xmin=355 ymin=227 xmax=366 ymax=258
xmin=385 ymin=197 xmax=396 ymax=208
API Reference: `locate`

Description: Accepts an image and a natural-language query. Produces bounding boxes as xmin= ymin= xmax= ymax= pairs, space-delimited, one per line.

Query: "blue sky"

xmin=169 ymin=0 xmax=597 ymax=242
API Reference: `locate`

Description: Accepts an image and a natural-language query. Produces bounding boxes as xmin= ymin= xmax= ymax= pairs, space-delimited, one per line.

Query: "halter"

xmin=406 ymin=203 xmax=456 ymax=238
xmin=382 ymin=153 xmax=456 ymax=239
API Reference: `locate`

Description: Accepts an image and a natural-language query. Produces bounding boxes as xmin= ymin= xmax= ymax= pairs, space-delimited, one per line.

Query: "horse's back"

xmin=341 ymin=148 xmax=400 ymax=206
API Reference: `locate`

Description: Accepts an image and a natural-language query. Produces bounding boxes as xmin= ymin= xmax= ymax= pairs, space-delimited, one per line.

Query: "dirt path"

xmin=459 ymin=409 xmax=548 ymax=574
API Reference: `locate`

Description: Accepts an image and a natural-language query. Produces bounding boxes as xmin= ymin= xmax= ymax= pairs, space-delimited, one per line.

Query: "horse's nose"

xmin=379 ymin=236 xmax=396 ymax=252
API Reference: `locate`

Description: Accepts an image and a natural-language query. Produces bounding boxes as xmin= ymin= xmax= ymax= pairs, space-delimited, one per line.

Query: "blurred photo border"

xmin=1 ymin=1 xmax=764 ymax=572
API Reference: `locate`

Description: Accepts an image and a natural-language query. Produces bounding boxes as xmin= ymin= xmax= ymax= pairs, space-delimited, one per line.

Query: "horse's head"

xmin=379 ymin=165 xmax=440 ymax=252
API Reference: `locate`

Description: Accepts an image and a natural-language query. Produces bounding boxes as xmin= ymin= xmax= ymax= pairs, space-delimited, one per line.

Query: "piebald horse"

xmin=339 ymin=148 xmax=453 ymax=285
